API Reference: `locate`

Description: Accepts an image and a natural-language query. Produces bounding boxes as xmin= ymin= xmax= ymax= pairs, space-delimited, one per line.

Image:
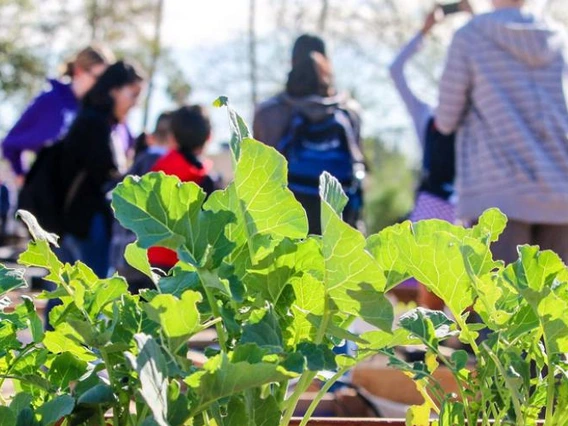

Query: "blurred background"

xmin=1 ymin=0 xmax=566 ymax=233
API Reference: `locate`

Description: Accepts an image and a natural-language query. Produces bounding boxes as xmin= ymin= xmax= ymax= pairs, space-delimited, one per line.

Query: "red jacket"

xmin=148 ymin=150 xmax=212 ymax=269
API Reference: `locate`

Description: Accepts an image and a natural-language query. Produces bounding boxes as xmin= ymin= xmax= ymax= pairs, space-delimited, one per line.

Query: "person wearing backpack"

xmin=2 ymin=45 xmax=117 ymax=185
xmin=148 ymin=105 xmax=220 ymax=271
xmin=253 ymin=34 xmax=364 ymax=234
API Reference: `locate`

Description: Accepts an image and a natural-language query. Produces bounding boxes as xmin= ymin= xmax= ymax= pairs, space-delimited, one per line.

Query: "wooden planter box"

xmin=290 ymin=419 xmax=405 ymax=426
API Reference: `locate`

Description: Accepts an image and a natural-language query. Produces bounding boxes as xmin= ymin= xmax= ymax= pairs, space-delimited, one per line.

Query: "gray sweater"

xmin=436 ymin=8 xmax=568 ymax=224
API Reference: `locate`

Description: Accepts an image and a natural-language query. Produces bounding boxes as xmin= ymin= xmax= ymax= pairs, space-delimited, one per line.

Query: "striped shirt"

xmin=436 ymin=8 xmax=568 ymax=224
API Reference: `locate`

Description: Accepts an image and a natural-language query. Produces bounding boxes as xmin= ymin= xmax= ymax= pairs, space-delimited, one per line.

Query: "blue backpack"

xmin=278 ymin=108 xmax=364 ymax=199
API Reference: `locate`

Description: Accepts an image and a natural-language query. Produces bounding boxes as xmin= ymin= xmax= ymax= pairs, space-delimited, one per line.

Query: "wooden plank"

xmin=290 ymin=419 xmax=405 ymax=426
xmin=352 ymin=364 xmax=459 ymax=406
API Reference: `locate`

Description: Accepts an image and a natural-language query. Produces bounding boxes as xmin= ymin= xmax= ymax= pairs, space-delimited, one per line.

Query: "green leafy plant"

xmin=0 ymin=98 xmax=566 ymax=426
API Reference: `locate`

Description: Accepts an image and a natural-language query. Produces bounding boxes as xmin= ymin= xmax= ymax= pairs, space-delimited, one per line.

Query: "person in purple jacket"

xmin=2 ymin=45 xmax=120 ymax=185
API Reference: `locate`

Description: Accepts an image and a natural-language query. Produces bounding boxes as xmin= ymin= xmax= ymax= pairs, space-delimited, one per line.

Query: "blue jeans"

xmin=61 ymin=214 xmax=110 ymax=277
xmin=45 ymin=214 xmax=110 ymax=329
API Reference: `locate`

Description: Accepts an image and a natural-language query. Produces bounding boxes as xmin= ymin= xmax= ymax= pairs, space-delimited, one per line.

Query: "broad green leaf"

xmin=224 ymin=391 xmax=280 ymax=426
xmin=240 ymin=310 xmax=283 ymax=353
xmin=16 ymin=210 xmax=59 ymax=246
xmin=504 ymin=245 xmax=565 ymax=293
xmin=473 ymin=273 xmax=517 ymax=330
xmin=296 ymin=342 xmax=337 ymax=371
xmin=125 ymin=334 xmax=169 ymax=426
xmin=48 ymin=352 xmax=87 ymax=390
xmin=77 ymin=384 xmax=115 ymax=406
xmin=9 ymin=393 xmax=33 ymax=416
xmin=18 ymin=240 xmax=62 ymax=284
xmin=471 ymin=208 xmax=507 ymax=243
xmin=205 ymin=138 xmax=308 ymax=262
xmin=306 ymin=314 xmax=368 ymax=345
xmin=167 ymin=380 xmax=192 ymax=426
xmin=112 ymin=173 xmax=206 ymax=266
xmin=0 ymin=407 xmax=16 ymax=426
xmin=37 ymin=395 xmax=75 ymax=426
xmin=367 ymin=224 xmax=411 ymax=290
xmin=0 ymin=321 xmax=21 ymax=354
xmin=0 ymin=265 xmax=26 ymax=297
xmin=245 ymin=238 xmax=322 ymax=304
xmin=87 ymin=276 xmax=128 ymax=317
xmin=503 ymin=246 xmax=568 ymax=354
xmin=536 ymin=283 xmax=568 ymax=354
xmin=320 ymin=173 xmax=392 ymax=330
xmin=392 ymin=221 xmax=479 ymax=315
xmin=213 ymin=96 xmax=251 ymax=161
xmin=20 ymin=296 xmax=43 ymax=343
xmin=358 ymin=329 xmax=418 ymax=357
xmin=450 ymin=350 xmax=469 ymax=371
xmin=185 ymin=352 xmax=295 ymax=416
xmin=15 ymin=408 xmax=38 ymax=426
xmin=144 ymin=290 xmax=202 ymax=338
xmin=399 ymin=308 xmax=458 ymax=349
xmin=319 ymin=172 xmax=348 ymax=216
xmin=158 ymin=265 xmax=201 ymax=298
xmin=125 ymin=242 xmax=159 ymax=284
xmin=43 ymin=324 xmax=96 ymax=362
xmin=439 ymin=400 xmax=465 ymax=426
xmin=406 ymin=402 xmax=430 ymax=426
xmin=287 ymin=273 xmax=325 ymax=347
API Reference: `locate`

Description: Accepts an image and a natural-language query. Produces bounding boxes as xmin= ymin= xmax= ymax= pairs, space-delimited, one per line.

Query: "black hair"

xmin=170 ymin=105 xmax=211 ymax=160
xmin=82 ymin=60 xmax=145 ymax=119
xmin=292 ymin=34 xmax=326 ymax=66
xmin=286 ymin=52 xmax=334 ymax=98
xmin=153 ymin=111 xmax=173 ymax=141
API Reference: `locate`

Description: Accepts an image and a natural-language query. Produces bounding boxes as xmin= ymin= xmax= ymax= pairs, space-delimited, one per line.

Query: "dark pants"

xmin=294 ymin=190 xmax=362 ymax=235
xmin=45 ymin=214 xmax=110 ymax=329
xmin=491 ymin=219 xmax=568 ymax=264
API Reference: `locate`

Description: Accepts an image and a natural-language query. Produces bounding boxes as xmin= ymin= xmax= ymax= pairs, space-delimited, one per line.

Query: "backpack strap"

xmin=277 ymin=110 xmax=306 ymax=156
xmin=334 ymin=108 xmax=365 ymax=167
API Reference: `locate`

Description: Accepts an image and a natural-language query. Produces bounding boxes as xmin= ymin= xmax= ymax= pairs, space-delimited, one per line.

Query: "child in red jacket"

xmin=149 ymin=105 xmax=218 ymax=270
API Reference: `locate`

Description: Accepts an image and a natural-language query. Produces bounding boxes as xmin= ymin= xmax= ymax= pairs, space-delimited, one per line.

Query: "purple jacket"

xmin=2 ymin=79 xmax=133 ymax=176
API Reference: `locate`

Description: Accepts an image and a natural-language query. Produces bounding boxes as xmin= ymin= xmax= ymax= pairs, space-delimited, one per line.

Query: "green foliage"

xmin=362 ymin=136 xmax=416 ymax=234
xmin=0 ymin=98 xmax=566 ymax=426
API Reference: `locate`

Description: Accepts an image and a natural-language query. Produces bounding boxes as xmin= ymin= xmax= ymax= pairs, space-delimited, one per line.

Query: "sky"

xmin=130 ymin=0 xmax=278 ymax=150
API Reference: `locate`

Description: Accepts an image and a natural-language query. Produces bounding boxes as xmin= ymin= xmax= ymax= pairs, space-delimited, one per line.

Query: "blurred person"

xmin=2 ymin=45 xmax=116 ymax=184
xmin=0 ymin=180 xmax=10 ymax=244
xmin=148 ymin=105 xmax=220 ymax=271
xmin=253 ymin=34 xmax=364 ymax=234
xmin=389 ymin=4 xmax=472 ymax=309
xmin=436 ymin=0 xmax=568 ymax=263
xmin=58 ymin=60 xmax=144 ymax=277
xmin=109 ymin=111 xmax=173 ymax=293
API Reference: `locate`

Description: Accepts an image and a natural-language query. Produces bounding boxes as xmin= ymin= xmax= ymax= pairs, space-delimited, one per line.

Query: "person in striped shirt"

xmin=436 ymin=0 xmax=568 ymax=263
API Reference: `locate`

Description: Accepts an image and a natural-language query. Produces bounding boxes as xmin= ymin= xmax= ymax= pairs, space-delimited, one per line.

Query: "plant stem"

xmin=299 ymin=367 xmax=349 ymax=426
xmin=99 ymin=348 xmax=120 ymax=426
xmin=0 ymin=344 xmax=39 ymax=393
xmin=274 ymin=380 xmax=288 ymax=405
xmin=436 ymin=350 xmax=475 ymax=425
xmin=279 ymin=371 xmax=316 ymax=426
xmin=483 ymin=343 xmax=524 ymax=426
xmin=544 ymin=350 xmax=556 ymax=426
xmin=198 ymin=270 xmax=228 ymax=352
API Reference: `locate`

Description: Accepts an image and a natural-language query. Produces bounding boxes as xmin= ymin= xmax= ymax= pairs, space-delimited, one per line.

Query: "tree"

xmin=142 ymin=0 xmax=165 ymax=129
xmin=249 ymin=0 xmax=258 ymax=109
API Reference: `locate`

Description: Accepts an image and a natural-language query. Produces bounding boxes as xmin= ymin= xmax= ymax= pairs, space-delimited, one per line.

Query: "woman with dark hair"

xmin=253 ymin=35 xmax=364 ymax=234
xmin=2 ymin=45 xmax=116 ymax=184
xmin=58 ymin=60 xmax=144 ymax=276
